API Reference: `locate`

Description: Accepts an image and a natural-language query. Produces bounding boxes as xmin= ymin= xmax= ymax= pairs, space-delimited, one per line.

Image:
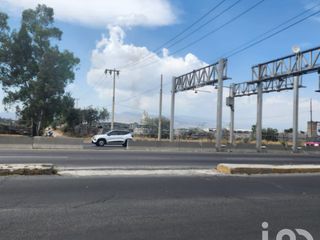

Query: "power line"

xmin=220 ymin=2 xmax=320 ymax=59
xmin=104 ymin=82 xmax=171 ymax=108
xmin=165 ymin=0 xmax=243 ymax=51
xmin=170 ymin=0 xmax=266 ymax=57
xmin=126 ymin=0 xmax=266 ymax=71
xmin=114 ymin=1 xmax=320 ymax=109
xmin=123 ymin=0 xmax=240 ymax=70
xmin=118 ymin=0 xmax=228 ymax=70
xmin=225 ymin=7 xmax=320 ymax=58
xmin=154 ymin=0 xmax=227 ymax=53
xmin=104 ymin=2 xmax=320 ymax=114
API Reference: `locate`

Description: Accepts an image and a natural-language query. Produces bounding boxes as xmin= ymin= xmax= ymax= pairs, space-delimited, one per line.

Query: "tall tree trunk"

xmin=36 ymin=109 xmax=44 ymax=136
xmin=32 ymin=119 xmax=37 ymax=137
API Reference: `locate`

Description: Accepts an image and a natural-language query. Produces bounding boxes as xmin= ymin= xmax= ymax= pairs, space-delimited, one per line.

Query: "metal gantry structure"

xmin=100 ymin=45 xmax=320 ymax=153
xmin=170 ymin=58 xmax=228 ymax=151
xmin=227 ymin=46 xmax=320 ymax=152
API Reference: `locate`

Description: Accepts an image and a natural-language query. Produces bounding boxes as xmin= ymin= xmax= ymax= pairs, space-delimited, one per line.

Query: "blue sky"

xmin=1 ymin=0 xmax=320 ymax=131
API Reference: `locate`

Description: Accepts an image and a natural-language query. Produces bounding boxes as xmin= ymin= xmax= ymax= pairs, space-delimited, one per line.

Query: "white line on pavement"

xmin=0 ymin=156 xmax=69 ymax=159
xmin=59 ymin=169 xmax=219 ymax=177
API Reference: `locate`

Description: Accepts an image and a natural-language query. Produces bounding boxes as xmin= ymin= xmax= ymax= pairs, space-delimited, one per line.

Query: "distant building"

xmin=278 ymin=132 xmax=306 ymax=142
xmin=202 ymin=128 xmax=215 ymax=133
xmin=133 ymin=111 xmax=150 ymax=136
xmin=307 ymin=121 xmax=320 ymax=138
xmin=175 ymin=128 xmax=190 ymax=137
xmin=234 ymin=129 xmax=252 ymax=140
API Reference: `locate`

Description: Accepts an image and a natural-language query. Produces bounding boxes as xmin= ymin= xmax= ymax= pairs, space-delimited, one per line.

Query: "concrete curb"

xmin=216 ymin=163 xmax=320 ymax=175
xmin=0 ymin=164 xmax=57 ymax=176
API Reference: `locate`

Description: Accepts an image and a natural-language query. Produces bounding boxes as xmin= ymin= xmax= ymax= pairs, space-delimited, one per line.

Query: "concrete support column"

xmin=158 ymin=74 xmax=163 ymax=141
xmin=170 ymin=77 xmax=176 ymax=142
xmin=256 ymin=81 xmax=263 ymax=152
xmin=292 ymin=53 xmax=301 ymax=153
xmin=216 ymin=59 xmax=225 ymax=151
xmin=111 ymin=71 xmax=116 ymax=130
xmin=292 ymin=75 xmax=300 ymax=152
xmin=229 ymin=84 xmax=235 ymax=146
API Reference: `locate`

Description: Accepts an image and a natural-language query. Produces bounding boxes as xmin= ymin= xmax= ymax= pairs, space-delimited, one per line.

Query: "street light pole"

xmin=292 ymin=46 xmax=301 ymax=152
xmin=170 ymin=77 xmax=176 ymax=142
xmin=105 ymin=68 xmax=120 ymax=130
xmin=158 ymin=74 xmax=163 ymax=141
xmin=228 ymin=84 xmax=235 ymax=146
xmin=216 ymin=59 xmax=224 ymax=152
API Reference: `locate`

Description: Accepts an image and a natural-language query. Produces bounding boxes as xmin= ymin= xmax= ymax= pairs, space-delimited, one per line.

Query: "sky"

xmin=0 ymin=0 xmax=320 ymax=131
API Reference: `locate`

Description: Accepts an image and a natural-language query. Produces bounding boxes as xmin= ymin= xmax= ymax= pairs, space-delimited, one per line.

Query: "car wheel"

xmin=97 ymin=139 xmax=106 ymax=147
xmin=122 ymin=140 xmax=128 ymax=147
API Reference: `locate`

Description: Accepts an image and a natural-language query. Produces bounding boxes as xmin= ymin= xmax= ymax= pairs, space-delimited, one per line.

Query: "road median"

xmin=217 ymin=163 xmax=320 ymax=175
xmin=0 ymin=164 xmax=57 ymax=176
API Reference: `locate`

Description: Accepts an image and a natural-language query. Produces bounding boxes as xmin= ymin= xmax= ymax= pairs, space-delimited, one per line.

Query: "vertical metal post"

xmin=310 ymin=98 xmax=313 ymax=138
xmin=111 ymin=70 xmax=116 ymax=130
xmin=229 ymin=84 xmax=235 ymax=146
xmin=170 ymin=77 xmax=176 ymax=142
xmin=256 ymin=81 xmax=263 ymax=152
xmin=292 ymin=54 xmax=301 ymax=152
xmin=216 ymin=59 xmax=224 ymax=151
xmin=158 ymin=74 xmax=163 ymax=141
xmin=292 ymin=76 xmax=300 ymax=152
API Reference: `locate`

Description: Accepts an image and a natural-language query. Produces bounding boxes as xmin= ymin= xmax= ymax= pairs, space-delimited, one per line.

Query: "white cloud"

xmin=86 ymin=26 xmax=320 ymax=130
xmin=86 ymin=26 xmax=222 ymax=127
xmin=234 ymin=92 xmax=320 ymax=131
xmin=1 ymin=0 xmax=176 ymax=27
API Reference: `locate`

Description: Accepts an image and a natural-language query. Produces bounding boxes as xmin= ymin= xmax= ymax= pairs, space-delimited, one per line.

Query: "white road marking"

xmin=59 ymin=169 xmax=219 ymax=177
xmin=0 ymin=156 xmax=68 ymax=159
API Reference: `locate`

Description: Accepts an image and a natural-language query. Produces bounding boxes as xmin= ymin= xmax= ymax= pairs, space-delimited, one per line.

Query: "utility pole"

xmin=256 ymin=81 xmax=263 ymax=152
xmin=292 ymin=52 xmax=301 ymax=152
xmin=216 ymin=59 xmax=224 ymax=152
xmin=255 ymin=63 xmax=263 ymax=152
xmin=105 ymin=68 xmax=120 ymax=130
xmin=170 ymin=77 xmax=176 ymax=142
xmin=227 ymin=84 xmax=235 ymax=146
xmin=310 ymin=98 xmax=313 ymax=138
xmin=158 ymin=74 xmax=163 ymax=141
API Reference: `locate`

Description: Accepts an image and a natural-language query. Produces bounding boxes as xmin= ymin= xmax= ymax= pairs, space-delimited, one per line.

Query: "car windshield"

xmin=103 ymin=130 xmax=128 ymax=135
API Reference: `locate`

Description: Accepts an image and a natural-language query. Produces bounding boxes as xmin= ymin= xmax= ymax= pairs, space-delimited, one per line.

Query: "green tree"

xmin=98 ymin=108 xmax=109 ymax=122
xmin=144 ymin=116 xmax=170 ymax=138
xmin=63 ymin=106 xmax=109 ymax=132
xmin=262 ymin=127 xmax=279 ymax=142
xmin=251 ymin=124 xmax=256 ymax=140
xmin=64 ymin=108 xmax=82 ymax=130
xmin=251 ymin=125 xmax=279 ymax=142
xmin=0 ymin=12 xmax=10 ymax=80
xmin=82 ymin=106 xmax=109 ymax=126
xmin=0 ymin=5 xmax=80 ymax=136
xmin=284 ymin=128 xmax=293 ymax=133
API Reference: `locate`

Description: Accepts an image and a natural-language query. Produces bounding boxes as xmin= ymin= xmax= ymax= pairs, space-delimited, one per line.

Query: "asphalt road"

xmin=0 ymin=174 xmax=319 ymax=240
xmin=0 ymin=149 xmax=319 ymax=170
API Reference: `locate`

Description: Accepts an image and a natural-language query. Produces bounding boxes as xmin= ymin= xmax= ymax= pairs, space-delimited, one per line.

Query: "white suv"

xmin=91 ymin=130 xmax=133 ymax=147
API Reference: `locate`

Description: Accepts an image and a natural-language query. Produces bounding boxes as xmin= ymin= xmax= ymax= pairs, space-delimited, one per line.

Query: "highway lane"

xmin=0 ymin=174 xmax=319 ymax=240
xmin=0 ymin=149 xmax=319 ymax=169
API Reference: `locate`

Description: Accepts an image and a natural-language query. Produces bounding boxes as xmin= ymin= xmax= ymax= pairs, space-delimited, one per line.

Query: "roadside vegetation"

xmin=0 ymin=4 xmax=106 ymax=136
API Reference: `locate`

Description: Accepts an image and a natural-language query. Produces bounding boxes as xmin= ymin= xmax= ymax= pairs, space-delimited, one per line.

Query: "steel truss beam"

xmin=251 ymin=46 xmax=320 ymax=82
xmin=174 ymin=59 xmax=228 ymax=93
xmin=232 ymin=77 xmax=303 ymax=97
xmin=228 ymin=45 xmax=320 ymax=153
xmin=170 ymin=59 xmax=228 ymax=152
